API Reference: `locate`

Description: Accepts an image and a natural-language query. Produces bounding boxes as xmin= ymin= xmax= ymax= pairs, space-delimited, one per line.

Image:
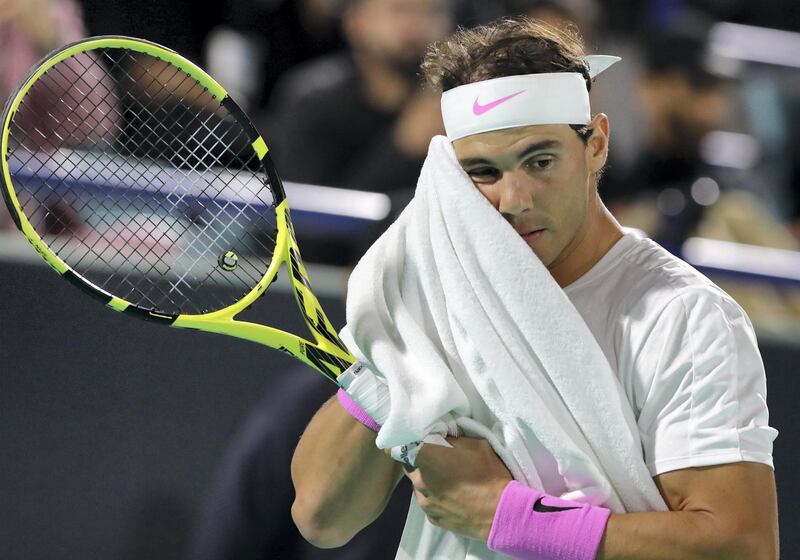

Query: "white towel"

xmin=340 ymin=136 xmax=667 ymax=559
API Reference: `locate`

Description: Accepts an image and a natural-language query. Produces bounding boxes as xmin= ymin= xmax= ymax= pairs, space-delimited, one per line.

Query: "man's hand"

xmin=399 ymin=436 xmax=513 ymax=541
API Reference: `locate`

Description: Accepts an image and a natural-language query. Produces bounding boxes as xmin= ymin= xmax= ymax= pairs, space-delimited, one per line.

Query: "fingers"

xmin=413 ymin=486 xmax=442 ymax=528
xmin=403 ymin=464 xmax=423 ymax=486
xmin=404 ymin=465 xmax=434 ymax=502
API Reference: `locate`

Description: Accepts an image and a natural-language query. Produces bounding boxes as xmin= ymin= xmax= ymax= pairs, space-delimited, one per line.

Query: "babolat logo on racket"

xmin=218 ymin=251 xmax=239 ymax=271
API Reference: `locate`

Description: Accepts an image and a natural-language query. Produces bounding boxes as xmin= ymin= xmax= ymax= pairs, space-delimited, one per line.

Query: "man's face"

xmin=673 ymin=81 xmax=733 ymax=153
xmin=452 ymin=117 xmax=607 ymax=270
xmin=345 ymin=0 xmax=452 ymax=73
xmin=639 ymin=74 xmax=733 ymax=155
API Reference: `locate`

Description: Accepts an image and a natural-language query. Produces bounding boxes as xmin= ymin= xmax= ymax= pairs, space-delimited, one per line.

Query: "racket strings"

xmin=8 ymin=47 xmax=280 ymax=315
xmin=108 ymin=51 xmax=279 ymax=291
xmin=12 ymin=89 xmax=236 ymax=313
xmin=32 ymin=62 xmax=122 ymax=149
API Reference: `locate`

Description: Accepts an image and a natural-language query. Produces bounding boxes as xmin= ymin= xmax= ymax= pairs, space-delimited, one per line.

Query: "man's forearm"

xmin=483 ymin=464 xmax=777 ymax=560
xmin=597 ymin=510 xmax=776 ymax=560
xmin=290 ymin=395 xmax=402 ymax=548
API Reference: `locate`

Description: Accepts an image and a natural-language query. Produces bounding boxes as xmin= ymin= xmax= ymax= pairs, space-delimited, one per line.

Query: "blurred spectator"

xmin=185 ymin=367 xmax=411 ymax=560
xmin=452 ymin=0 xmax=502 ymax=26
xmin=601 ymin=29 xmax=744 ymax=241
xmin=0 ymin=0 xmax=84 ymax=101
xmin=600 ymin=26 xmax=800 ymax=335
xmin=205 ymin=0 xmax=345 ymax=112
xmin=0 ymin=0 xmax=118 ymax=230
xmin=81 ymin=0 xmax=219 ymax=66
xmin=261 ymin=0 xmax=452 ymax=198
xmin=0 ymin=0 xmax=122 ymax=146
xmin=504 ymin=0 xmax=600 ymax=41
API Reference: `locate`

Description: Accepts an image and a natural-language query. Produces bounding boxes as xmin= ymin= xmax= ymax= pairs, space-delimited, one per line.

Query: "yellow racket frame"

xmin=0 ymin=36 xmax=355 ymax=382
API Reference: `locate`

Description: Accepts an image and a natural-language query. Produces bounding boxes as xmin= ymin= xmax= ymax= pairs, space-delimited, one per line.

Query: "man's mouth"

xmin=521 ymin=228 xmax=546 ymax=243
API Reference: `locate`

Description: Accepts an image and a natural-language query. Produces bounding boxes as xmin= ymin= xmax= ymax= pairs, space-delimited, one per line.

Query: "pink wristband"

xmin=337 ymin=389 xmax=382 ymax=432
xmin=487 ymin=481 xmax=611 ymax=560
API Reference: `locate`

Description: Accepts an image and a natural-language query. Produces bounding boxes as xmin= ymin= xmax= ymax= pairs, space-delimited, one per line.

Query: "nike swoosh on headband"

xmin=472 ymin=90 xmax=525 ymax=116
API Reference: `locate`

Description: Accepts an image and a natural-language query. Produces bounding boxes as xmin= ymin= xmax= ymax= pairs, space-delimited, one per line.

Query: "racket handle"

xmin=337 ymin=362 xmax=391 ymax=426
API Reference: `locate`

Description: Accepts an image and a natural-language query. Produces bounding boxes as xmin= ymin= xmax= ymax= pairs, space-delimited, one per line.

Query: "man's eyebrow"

xmin=458 ymin=139 xmax=562 ymax=167
xmin=516 ymin=139 xmax=562 ymax=159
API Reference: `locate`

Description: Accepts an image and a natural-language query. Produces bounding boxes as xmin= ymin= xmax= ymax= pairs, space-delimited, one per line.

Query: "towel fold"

xmin=340 ymin=136 xmax=667 ymax=559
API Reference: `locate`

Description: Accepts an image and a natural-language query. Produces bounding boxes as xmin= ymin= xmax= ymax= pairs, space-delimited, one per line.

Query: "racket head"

xmin=1 ymin=36 xmax=353 ymax=381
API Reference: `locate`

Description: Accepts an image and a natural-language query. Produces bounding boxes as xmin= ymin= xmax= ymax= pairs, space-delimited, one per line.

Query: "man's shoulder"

xmin=618 ymin=235 xmax=736 ymax=307
xmin=588 ymin=234 xmax=744 ymax=330
xmin=567 ymin=233 xmax=745 ymax=336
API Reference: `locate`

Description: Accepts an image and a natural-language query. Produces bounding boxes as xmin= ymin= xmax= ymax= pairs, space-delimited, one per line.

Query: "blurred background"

xmin=1 ymin=0 xmax=799 ymax=558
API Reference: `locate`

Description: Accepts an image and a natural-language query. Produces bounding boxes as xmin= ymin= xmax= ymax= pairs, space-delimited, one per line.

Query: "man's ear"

xmin=587 ymin=113 xmax=610 ymax=174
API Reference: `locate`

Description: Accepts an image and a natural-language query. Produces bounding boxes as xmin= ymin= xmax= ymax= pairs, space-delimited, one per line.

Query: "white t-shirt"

xmin=563 ymin=232 xmax=778 ymax=476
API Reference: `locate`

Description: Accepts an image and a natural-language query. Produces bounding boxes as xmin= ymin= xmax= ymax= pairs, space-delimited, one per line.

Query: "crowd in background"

xmin=4 ymin=0 xmax=800 ymax=339
xmin=3 ymin=2 xmax=800 ymax=307
xmin=5 ymin=0 xmax=800 ymax=240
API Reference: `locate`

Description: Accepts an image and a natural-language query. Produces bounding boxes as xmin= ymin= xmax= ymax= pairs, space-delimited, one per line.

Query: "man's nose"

xmin=496 ymin=172 xmax=533 ymax=216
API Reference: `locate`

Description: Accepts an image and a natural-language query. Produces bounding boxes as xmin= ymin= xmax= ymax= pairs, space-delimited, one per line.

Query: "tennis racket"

xmin=0 ymin=36 xmax=357 ymax=383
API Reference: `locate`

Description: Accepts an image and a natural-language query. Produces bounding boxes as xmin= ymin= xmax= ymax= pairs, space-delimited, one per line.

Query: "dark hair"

xmin=421 ymin=16 xmax=594 ymax=142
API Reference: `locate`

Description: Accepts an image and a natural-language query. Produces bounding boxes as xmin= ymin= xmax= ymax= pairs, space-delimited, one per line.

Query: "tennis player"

xmin=291 ymin=17 xmax=778 ymax=559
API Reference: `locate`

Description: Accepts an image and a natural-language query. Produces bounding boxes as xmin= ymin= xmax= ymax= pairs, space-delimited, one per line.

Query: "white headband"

xmin=441 ymin=55 xmax=621 ymax=141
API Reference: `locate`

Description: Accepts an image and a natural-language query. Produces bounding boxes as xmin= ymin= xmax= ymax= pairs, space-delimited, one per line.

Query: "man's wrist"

xmin=337 ymin=362 xmax=390 ymax=425
xmin=487 ymin=480 xmax=611 ymax=560
xmin=336 ymin=389 xmax=381 ymax=432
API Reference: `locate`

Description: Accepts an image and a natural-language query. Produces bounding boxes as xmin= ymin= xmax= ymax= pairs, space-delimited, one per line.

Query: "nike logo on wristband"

xmin=472 ymin=90 xmax=525 ymax=115
xmin=532 ymin=497 xmax=582 ymax=513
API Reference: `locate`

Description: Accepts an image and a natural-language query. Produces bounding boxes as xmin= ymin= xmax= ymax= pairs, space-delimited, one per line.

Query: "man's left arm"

xmin=405 ymin=437 xmax=778 ymax=560
xmin=598 ymin=461 xmax=778 ymax=560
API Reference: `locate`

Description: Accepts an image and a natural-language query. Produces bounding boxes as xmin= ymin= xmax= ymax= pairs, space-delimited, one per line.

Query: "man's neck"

xmin=549 ymin=200 xmax=624 ymax=288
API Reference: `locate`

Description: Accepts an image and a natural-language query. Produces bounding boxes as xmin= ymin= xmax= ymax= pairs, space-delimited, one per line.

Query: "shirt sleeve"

xmin=632 ymin=287 xmax=778 ymax=476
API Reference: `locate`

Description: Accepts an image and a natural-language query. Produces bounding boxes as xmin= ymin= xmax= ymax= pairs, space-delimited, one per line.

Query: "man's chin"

xmin=521 ymin=231 xmax=554 ymax=263
xmin=528 ymin=245 xmax=553 ymax=267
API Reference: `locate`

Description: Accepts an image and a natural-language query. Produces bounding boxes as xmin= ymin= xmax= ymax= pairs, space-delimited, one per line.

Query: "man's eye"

xmin=527 ymin=157 xmax=554 ymax=170
xmin=467 ymin=168 xmax=500 ymax=179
